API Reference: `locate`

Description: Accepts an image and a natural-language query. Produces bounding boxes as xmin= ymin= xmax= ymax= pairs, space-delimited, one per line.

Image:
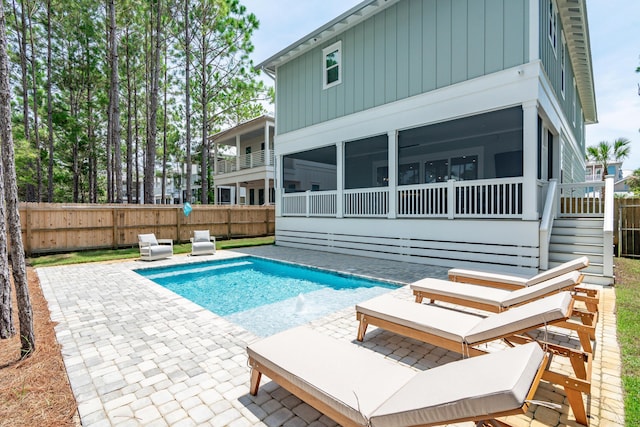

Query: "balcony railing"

xmin=215 ymin=149 xmax=274 ymax=174
xmin=558 ymin=181 xmax=605 ymax=217
xmin=281 ymin=177 xmax=525 ymax=218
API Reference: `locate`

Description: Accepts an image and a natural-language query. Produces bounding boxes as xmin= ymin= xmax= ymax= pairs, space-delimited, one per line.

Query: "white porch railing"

xmin=281 ymin=178 xmax=525 ymax=218
xmin=215 ymin=150 xmax=274 ymax=175
xmin=557 ymin=181 xmax=605 ymax=216
xmin=397 ymin=183 xmax=448 ymax=217
xmin=282 ymin=191 xmax=337 ymax=217
xmin=344 ymin=188 xmax=389 ymax=217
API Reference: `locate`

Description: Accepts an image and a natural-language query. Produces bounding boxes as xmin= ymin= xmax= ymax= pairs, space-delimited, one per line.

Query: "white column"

xmin=264 ymin=177 xmax=269 ymax=204
xmin=387 ymin=130 xmax=397 ymax=219
xmin=264 ymin=123 xmax=271 ymax=166
xmin=522 ymin=101 xmax=539 ymax=220
xmin=235 ymin=135 xmax=241 ymax=171
xmin=213 ymin=141 xmax=218 ymax=175
xmin=235 ymin=182 xmax=241 ymax=205
xmin=336 ymin=141 xmax=344 ymax=218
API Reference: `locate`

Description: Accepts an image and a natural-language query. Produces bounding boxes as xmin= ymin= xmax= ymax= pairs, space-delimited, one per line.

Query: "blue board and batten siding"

xmin=276 ymin=0 xmax=530 ymax=135
xmin=538 ymin=0 xmax=585 ymax=150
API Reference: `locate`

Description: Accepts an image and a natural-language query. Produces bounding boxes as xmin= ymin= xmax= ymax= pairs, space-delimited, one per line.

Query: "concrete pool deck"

xmin=38 ymin=246 xmax=624 ymax=426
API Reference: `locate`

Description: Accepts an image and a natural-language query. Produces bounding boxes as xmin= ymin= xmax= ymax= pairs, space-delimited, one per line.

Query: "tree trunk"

xmin=12 ymin=0 xmax=29 ymax=141
xmin=125 ymin=26 xmax=133 ymax=203
xmin=0 ymin=0 xmax=35 ymax=356
xmin=145 ymin=0 xmax=161 ymax=204
xmin=46 ymin=0 xmax=53 ymax=202
xmin=26 ymin=0 xmax=42 ymax=202
xmin=184 ymin=0 xmax=191 ymax=204
xmin=200 ymin=32 xmax=207 ymax=204
xmin=108 ymin=0 xmax=122 ymax=203
xmin=161 ymin=38 xmax=167 ymax=204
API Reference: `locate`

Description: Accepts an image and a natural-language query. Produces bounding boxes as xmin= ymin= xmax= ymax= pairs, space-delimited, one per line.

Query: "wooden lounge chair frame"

xmin=249 ymin=338 xmax=550 ymax=427
xmin=412 ymin=273 xmax=598 ymax=353
xmin=356 ymin=296 xmax=592 ymax=425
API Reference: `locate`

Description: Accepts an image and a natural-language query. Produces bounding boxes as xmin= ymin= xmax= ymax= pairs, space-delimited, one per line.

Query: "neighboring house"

xmin=258 ymin=0 xmax=612 ymax=282
xmin=211 ymin=115 xmax=276 ymax=205
xmin=585 ymin=160 xmax=630 ymax=194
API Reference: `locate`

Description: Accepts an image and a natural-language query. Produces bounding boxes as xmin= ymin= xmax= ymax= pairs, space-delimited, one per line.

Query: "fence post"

xmin=25 ymin=204 xmax=31 ymax=256
xmin=176 ymin=207 xmax=181 ymax=243
xmin=112 ymin=207 xmax=118 ymax=249
xmin=227 ymin=208 xmax=232 ymax=239
xmin=265 ymin=207 xmax=269 ymax=236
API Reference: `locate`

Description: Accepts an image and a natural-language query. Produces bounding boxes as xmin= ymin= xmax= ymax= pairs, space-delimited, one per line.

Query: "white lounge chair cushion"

xmin=357 ymin=292 xmax=572 ymax=346
xmin=465 ymin=292 xmax=572 ymax=344
xmin=138 ymin=233 xmax=159 ymax=246
xmin=500 ymin=271 xmax=580 ymax=306
xmin=371 ymin=342 xmax=544 ymax=427
xmin=410 ymin=271 xmax=580 ymax=309
xmin=356 ymin=294 xmax=483 ymax=343
xmin=525 ymin=256 xmax=589 ymax=286
xmin=248 ymin=326 xmax=545 ymax=427
xmin=247 ymin=326 xmax=415 ymax=425
xmin=448 ymin=256 xmax=589 ymax=287
xmin=193 ymin=230 xmax=211 ymax=242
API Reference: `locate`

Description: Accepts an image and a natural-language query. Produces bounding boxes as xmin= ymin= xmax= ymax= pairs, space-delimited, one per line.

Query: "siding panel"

xmin=467 ymin=0 xmax=485 ymax=78
xmin=485 ymin=0 xmax=504 ymax=73
xmin=278 ymin=0 xmax=528 ymax=134
xmin=435 ymin=0 xmax=452 ymax=88
xmin=451 ymin=0 xmax=468 ymax=84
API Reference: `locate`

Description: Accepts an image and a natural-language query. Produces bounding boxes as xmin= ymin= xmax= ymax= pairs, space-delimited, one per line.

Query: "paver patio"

xmin=38 ymin=246 xmax=624 ymax=426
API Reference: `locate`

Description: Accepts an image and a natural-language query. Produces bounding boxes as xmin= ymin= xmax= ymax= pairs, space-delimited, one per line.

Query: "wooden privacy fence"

xmin=19 ymin=203 xmax=275 ymax=255
xmin=616 ymin=198 xmax=640 ymax=258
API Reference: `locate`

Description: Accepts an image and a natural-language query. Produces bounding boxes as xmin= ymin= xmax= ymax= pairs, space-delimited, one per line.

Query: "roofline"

xmin=256 ymin=0 xmax=399 ymax=73
xmin=557 ymin=0 xmax=597 ymax=124
xmin=257 ymin=0 xmax=597 ymax=124
xmin=209 ymin=115 xmax=274 ymax=144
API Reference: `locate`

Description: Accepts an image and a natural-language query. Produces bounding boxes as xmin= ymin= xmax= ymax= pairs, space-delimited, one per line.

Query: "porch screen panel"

xmin=398 ymin=107 xmax=523 ymax=184
xmin=282 ymin=146 xmax=337 ymax=193
xmin=345 ymin=134 xmax=389 ymax=189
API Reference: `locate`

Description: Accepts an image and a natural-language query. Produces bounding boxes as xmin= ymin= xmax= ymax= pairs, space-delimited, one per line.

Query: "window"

xmin=548 ymin=0 xmax=557 ymax=53
xmin=560 ymin=33 xmax=566 ymax=97
xmin=322 ymin=41 xmax=342 ymax=89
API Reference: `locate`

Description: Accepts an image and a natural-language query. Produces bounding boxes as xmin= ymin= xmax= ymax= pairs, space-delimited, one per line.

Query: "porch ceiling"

xmin=556 ymin=0 xmax=597 ymax=124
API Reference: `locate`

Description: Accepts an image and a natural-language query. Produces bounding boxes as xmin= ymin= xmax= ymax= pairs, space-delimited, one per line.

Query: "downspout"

xmin=539 ymin=179 xmax=558 ymax=270
xmin=603 ymin=175 xmax=615 ymax=278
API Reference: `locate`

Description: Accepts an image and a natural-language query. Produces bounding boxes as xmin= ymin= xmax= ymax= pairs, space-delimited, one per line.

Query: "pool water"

xmin=136 ymin=257 xmax=398 ymax=337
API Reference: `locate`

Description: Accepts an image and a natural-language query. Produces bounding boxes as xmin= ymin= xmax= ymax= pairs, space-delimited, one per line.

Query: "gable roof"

xmin=257 ymin=0 xmax=597 ymax=124
xmin=256 ymin=0 xmax=400 ymax=74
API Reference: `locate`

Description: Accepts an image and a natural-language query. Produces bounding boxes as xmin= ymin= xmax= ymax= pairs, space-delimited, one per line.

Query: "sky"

xmin=241 ymin=0 xmax=640 ymax=170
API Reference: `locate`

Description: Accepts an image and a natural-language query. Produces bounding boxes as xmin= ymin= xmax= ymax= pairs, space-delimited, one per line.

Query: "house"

xmin=211 ymin=115 xmax=276 ymax=205
xmin=585 ymin=160 xmax=631 ymax=194
xmin=258 ymin=0 xmax=612 ymax=283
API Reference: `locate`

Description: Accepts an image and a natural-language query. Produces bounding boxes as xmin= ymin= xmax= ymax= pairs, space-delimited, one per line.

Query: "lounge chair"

xmin=138 ymin=233 xmax=173 ymax=261
xmin=355 ymin=291 xmax=591 ymax=425
xmin=411 ymin=270 xmax=598 ymax=349
xmin=448 ymin=256 xmax=591 ymax=290
xmin=190 ymin=230 xmax=216 ymax=256
xmin=248 ymin=325 xmax=548 ymax=427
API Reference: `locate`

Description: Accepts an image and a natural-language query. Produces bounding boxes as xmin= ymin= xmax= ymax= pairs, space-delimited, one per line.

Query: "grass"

xmin=614 ymin=257 xmax=640 ymax=426
xmin=27 ymin=235 xmax=275 ymax=267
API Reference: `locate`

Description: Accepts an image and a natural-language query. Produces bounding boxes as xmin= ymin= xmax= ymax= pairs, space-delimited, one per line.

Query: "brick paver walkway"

xmin=38 ymin=246 xmax=624 ymax=426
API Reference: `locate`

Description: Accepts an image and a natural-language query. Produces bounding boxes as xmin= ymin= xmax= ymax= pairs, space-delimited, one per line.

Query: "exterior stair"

xmin=549 ymin=218 xmax=614 ymax=285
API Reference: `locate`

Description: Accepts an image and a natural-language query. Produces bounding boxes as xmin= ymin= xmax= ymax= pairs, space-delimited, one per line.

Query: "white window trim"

xmin=572 ymin=78 xmax=577 ymax=126
xmin=560 ymin=32 xmax=566 ymax=98
xmin=548 ymin=0 xmax=557 ymax=56
xmin=322 ymin=41 xmax=342 ymax=90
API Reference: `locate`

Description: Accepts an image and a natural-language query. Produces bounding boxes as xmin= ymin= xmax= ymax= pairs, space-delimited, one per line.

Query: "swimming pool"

xmin=136 ymin=256 xmax=399 ymax=337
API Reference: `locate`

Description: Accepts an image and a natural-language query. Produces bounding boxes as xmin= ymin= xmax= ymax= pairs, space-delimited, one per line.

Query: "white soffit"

xmin=557 ymin=0 xmax=597 ymax=124
xmin=257 ymin=0 xmax=400 ymax=73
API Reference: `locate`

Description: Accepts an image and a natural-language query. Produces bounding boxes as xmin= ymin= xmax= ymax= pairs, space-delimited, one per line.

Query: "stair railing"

xmin=603 ymin=175 xmax=614 ymax=278
xmin=539 ymin=179 xmax=558 ymax=270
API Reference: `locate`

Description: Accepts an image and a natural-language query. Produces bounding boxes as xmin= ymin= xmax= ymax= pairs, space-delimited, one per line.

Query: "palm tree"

xmin=586 ymin=137 xmax=631 ymax=181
